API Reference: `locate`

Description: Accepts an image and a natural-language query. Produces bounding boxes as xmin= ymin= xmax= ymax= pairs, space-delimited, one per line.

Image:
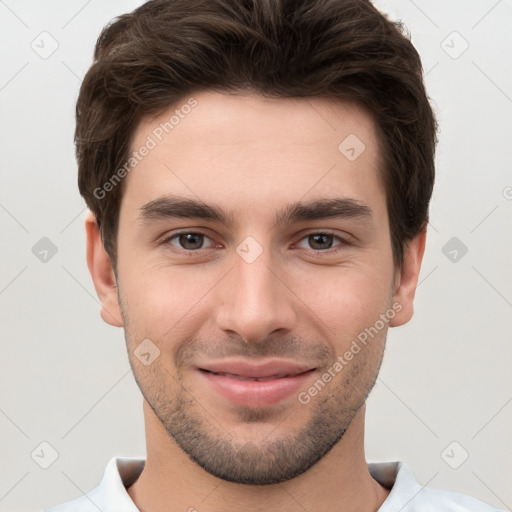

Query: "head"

xmin=82 ymin=0 xmax=436 ymax=485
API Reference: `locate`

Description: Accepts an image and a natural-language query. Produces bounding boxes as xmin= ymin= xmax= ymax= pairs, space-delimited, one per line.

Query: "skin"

xmin=86 ymin=91 xmax=426 ymax=511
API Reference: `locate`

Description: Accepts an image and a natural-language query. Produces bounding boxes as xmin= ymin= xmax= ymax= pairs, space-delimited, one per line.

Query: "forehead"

xmin=136 ymin=91 xmax=379 ymax=155
xmin=121 ymin=91 xmax=384 ymax=224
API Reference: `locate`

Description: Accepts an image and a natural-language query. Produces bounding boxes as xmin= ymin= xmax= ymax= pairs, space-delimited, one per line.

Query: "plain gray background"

xmin=1 ymin=1 xmax=511 ymax=511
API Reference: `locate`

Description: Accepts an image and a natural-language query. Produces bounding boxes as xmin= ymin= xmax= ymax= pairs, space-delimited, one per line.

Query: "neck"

xmin=127 ymin=400 xmax=389 ymax=511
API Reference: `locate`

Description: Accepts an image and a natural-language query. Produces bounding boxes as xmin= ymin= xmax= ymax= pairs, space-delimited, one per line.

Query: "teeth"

xmin=213 ymin=371 xmax=289 ymax=381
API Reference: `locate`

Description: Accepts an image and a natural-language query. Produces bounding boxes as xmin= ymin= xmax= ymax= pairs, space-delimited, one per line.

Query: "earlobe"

xmin=85 ymin=210 xmax=124 ymax=328
xmin=389 ymin=226 xmax=427 ymax=327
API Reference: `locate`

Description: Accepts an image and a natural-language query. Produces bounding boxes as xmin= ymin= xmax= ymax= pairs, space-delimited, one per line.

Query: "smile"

xmin=196 ymin=360 xmax=316 ymax=407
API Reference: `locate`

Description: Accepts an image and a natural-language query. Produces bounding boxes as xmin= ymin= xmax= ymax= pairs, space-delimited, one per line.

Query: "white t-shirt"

xmin=44 ymin=457 xmax=504 ymax=512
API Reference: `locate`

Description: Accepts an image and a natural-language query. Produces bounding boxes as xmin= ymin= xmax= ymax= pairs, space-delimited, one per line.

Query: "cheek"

xmin=295 ymin=266 xmax=392 ymax=338
xmin=119 ymin=263 xmax=220 ymax=340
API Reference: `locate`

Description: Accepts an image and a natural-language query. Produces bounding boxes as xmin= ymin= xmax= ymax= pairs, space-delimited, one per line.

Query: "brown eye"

xmin=165 ymin=232 xmax=214 ymax=251
xmin=309 ymin=233 xmax=334 ymax=250
xmin=296 ymin=232 xmax=345 ymax=251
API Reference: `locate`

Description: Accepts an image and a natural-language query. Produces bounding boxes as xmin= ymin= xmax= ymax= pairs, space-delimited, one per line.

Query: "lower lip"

xmin=198 ymin=369 xmax=316 ymax=407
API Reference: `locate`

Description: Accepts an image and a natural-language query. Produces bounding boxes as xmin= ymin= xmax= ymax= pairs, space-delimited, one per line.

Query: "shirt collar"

xmin=104 ymin=456 xmax=420 ymax=511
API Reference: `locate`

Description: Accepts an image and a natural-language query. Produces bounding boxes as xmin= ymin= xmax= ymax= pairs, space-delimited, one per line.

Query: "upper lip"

xmin=197 ymin=359 xmax=315 ymax=378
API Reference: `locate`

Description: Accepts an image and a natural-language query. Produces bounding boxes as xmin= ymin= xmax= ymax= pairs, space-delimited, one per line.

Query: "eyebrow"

xmin=136 ymin=194 xmax=374 ymax=229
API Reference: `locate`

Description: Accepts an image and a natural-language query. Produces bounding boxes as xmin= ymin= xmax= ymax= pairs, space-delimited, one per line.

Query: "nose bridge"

xmin=214 ymin=241 xmax=297 ymax=343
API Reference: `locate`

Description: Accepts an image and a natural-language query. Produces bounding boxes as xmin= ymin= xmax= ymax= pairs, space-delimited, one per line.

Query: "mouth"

xmin=199 ymin=370 xmax=307 ymax=382
xmin=196 ymin=359 xmax=316 ymax=407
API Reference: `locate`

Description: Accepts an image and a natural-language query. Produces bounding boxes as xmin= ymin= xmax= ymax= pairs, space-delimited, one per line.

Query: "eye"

xmin=161 ymin=230 xmax=348 ymax=254
xmin=296 ymin=232 xmax=346 ymax=251
xmin=164 ymin=231 xmax=215 ymax=251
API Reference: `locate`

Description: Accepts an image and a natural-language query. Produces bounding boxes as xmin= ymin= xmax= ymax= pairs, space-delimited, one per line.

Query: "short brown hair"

xmin=76 ymin=0 xmax=437 ymax=272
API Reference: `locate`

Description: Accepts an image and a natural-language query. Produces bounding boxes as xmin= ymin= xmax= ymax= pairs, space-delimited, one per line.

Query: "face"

xmin=90 ymin=91 xmax=423 ymax=484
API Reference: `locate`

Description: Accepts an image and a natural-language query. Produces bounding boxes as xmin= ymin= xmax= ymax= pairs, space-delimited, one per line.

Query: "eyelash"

xmin=160 ymin=230 xmax=349 ymax=255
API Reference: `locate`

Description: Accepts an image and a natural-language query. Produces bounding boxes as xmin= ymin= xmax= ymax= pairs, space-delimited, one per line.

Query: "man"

xmin=45 ymin=0 xmax=502 ymax=510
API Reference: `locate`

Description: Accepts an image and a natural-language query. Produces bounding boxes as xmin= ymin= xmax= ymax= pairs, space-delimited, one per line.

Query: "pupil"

xmin=180 ymin=233 xmax=202 ymax=249
xmin=311 ymin=234 xmax=332 ymax=250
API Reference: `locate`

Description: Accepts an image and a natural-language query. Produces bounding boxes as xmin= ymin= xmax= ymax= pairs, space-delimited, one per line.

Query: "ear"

xmin=85 ymin=210 xmax=123 ymax=327
xmin=389 ymin=226 xmax=427 ymax=327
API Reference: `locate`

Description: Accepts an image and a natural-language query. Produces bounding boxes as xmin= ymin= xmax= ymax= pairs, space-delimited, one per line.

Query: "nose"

xmin=213 ymin=246 xmax=298 ymax=344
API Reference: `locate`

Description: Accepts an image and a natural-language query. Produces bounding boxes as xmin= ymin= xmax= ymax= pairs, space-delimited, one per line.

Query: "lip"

xmin=196 ymin=359 xmax=316 ymax=407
